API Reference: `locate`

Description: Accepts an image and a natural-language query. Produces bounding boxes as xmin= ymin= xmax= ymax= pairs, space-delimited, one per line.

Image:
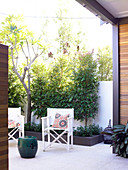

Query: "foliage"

xmin=31 ymin=3 xmax=95 ymax=121
xmin=0 ymin=15 xmax=47 ymax=122
xmin=31 ymin=51 xmax=99 ymax=125
xmin=31 ymin=55 xmax=73 ymax=118
xmin=102 ymin=123 xmax=128 ymax=158
xmin=96 ymin=46 xmax=112 ymax=81
xmin=55 ymin=7 xmax=74 ymax=54
xmin=112 ymin=124 xmax=128 ymax=158
xmin=31 ymin=3 xmax=99 ymax=124
xmin=24 ymin=122 xmax=42 ymax=132
xmin=71 ymin=51 xmax=99 ymax=125
xmin=89 ymin=124 xmax=102 ymax=135
xmin=73 ymin=124 xmax=102 ymax=137
xmin=49 ymin=0 xmax=87 ymax=57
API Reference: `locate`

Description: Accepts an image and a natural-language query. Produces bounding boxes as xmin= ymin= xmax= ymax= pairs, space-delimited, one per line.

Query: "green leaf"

xmin=101 ymin=131 xmax=113 ymax=136
xmin=125 ymin=137 xmax=128 ymax=144
xmin=113 ymin=129 xmax=124 ymax=133
xmin=114 ymin=124 xmax=125 ymax=129
xmin=120 ymin=142 xmax=124 ymax=149
xmin=122 ymin=152 xmax=127 ymax=158
xmin=69 ymin=96 xmax=73 ymax=102
xmin=125 ymin=122 xmax=128 ymax=133
xmin=126 ymin=145 xmax=128 ymax=155
xmin=115 ymin=145 xmax=119 ymax=154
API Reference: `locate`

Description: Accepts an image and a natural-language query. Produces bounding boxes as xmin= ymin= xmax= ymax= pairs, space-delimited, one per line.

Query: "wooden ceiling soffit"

xmin=76 ymin=0 xmax=118 ymax=25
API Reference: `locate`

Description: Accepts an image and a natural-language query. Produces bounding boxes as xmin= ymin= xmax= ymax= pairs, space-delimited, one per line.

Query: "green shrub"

xmin=34 ymin=124 xmax=42 ymax=132
xmin=24 ymin=122 xmax=42 ymax=132
xmin=89 ymin=124 xmax=102 ymax=135
xmin=73 ymin=124 xmax=102 ymax=137
xmin=31 ymin=52 xmax=99 ymax=125
xmin=70 ymin=51 xmax=99 ymax=125
xmin=31 ymin=55 xmax=74 ymax=118
xmin=24 ymin=122 xmax=34 ymax=131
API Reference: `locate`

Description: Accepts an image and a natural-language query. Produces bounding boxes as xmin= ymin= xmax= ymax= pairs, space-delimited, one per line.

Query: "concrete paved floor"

xmin=9 ymin=140 xmax=128 ymax=170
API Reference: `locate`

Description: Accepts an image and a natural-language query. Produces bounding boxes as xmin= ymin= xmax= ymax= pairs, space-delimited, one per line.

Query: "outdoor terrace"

xmin=9 ymin=140 xmax=128 ymax=170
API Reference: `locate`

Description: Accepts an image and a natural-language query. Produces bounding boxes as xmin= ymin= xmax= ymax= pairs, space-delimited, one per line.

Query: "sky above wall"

xmin=0 ymin=0 xmax=112 ymax=52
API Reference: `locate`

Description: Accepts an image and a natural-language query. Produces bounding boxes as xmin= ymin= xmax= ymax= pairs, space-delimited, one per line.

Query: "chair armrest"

xmin=67 ymin=117 xmax=74 ymax=131
xmin=19 ymin=115 xmax=24 ymax=121
xmin=41 ymin=116 xmax=50 ymax=120
xmin=19 ymin=115 xmax=25 ymax=118
xmin=41 ymin=116 xmax=51 ymax=129
xmin=67 ymin=116 xmax=73 ymax=120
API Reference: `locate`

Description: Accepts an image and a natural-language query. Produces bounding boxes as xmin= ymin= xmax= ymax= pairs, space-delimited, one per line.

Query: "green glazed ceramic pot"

xmin=18 ymin=136 xmax=38 ymax=158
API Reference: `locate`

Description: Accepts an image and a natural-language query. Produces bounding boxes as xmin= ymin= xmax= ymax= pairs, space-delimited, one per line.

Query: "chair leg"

xmin=67 ymin=132 xmax=70 ymax=151
xmin=22 ymin=125 xmax=24 ymax=138
xmin=19 ymin=128 xmax=24 ymax=138
xmin=42 ymin=130 xmax=45 ymax=152
xmin=48 ymin=129 xmax=50 ymax=146
xmin=8 ymin=128 xmax=19 ymax=141
xmin=71 ymin=133 xmax=73 ymax=149
xmin=22 ymin=130 xmax=24 ymax=138
xmin=19 ymin=130 xmax=21 ymax=138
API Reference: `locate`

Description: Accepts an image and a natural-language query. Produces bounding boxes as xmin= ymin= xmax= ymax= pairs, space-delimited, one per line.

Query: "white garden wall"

xmin=94 ymin=81 xmax=113 ymax=129
xmin=24 ymin=81 xmax=113 ymax=130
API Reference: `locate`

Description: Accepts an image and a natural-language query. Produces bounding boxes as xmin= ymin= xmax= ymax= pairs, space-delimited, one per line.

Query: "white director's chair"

xmin=41 ymin=108 xmax=74 ymax=151
xmin=8 ymin=107 xmax=24 ymax=141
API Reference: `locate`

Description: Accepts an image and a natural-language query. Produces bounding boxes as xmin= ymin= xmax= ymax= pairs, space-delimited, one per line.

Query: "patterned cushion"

xmin=8 ymin=120 xmax=20 ymax=128
xmin=52 ymin=113 xmax=69 ymax=129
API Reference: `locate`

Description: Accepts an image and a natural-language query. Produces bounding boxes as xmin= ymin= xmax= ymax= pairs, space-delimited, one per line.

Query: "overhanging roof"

xmin=97 ymin=0 xmax=128 ymax=18
xmin=76 ymin=0 xmax=128 ymax=25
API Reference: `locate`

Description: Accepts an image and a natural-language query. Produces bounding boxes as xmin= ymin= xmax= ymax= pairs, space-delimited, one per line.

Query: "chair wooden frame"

xmin=8 ymin=107 xmax=24 ymax=141
xmin=42 ymin=108 xmax=74 ymax=151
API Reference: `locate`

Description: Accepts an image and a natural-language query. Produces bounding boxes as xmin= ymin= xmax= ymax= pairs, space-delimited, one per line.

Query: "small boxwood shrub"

xmin=73 ymin=124 xmax=102 ymax=137
xmin=24 ymin=122 xmax=42 ymax=132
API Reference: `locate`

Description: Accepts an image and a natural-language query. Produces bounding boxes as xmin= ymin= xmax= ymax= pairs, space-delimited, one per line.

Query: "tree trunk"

xmin=27 ymin=66 xmax=31 ymax=123
xmin=27 ymin=93 xmax=31 ymax=122
xmin=85 ymin=116 xmax=88 ymax=126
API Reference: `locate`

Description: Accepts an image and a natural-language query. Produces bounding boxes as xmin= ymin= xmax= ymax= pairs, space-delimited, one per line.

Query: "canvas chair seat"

xmin=8 ymin=107 xmax=24 ymax=141
xmin=41 ymin=108 xmax=74 ymax=151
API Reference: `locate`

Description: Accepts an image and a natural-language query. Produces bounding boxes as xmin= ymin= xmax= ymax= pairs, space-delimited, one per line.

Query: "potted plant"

xmin=102 ymin=123 xmax=128 ymax=158
xmin=73 ymin=124 xmax=103 ymax=146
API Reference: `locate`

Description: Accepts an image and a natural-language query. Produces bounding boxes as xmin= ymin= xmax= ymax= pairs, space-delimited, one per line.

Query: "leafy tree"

xmin=0 ymin=15 xmax=47 ymax=122
xmin=70 ymin=50 xmax=99 ymax=126
xmin=96 ymin=46 xmax=112 ymax=81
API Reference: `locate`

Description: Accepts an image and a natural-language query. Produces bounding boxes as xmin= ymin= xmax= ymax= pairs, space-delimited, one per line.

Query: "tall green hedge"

xmin=31 ymin=51 xmax=99 ymax=125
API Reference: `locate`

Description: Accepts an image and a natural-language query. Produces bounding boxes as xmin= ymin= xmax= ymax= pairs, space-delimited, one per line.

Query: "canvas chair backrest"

xmin=47 ymin=108 xmax=74 ymax=125
xmin=8 ymin=107 xmax=22 ymax=125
